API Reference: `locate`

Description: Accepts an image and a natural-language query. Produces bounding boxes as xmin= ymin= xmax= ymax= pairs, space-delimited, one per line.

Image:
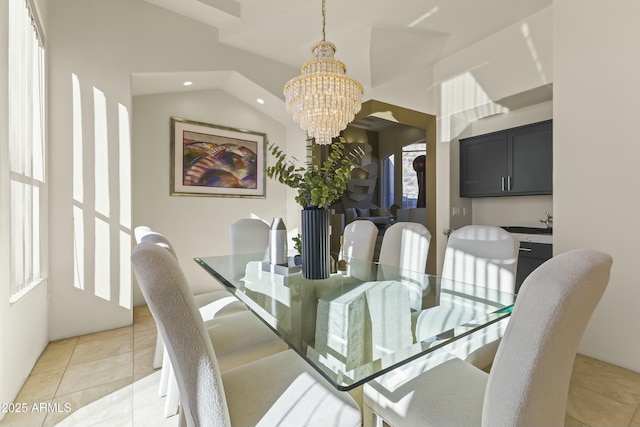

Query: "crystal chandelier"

xmin=283 ymin=0 xmax=363 ymax=145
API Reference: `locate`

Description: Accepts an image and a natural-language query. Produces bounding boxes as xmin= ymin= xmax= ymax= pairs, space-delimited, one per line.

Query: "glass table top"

xmin=195 ymin=253 xmax=515 ymax=391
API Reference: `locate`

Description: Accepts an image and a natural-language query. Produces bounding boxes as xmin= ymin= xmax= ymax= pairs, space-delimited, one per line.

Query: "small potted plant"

xmin=266 ymin=137 xmax=362 ymax=279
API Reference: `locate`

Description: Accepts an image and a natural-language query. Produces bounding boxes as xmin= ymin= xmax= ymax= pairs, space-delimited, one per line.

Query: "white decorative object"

xmin=283 ymin=0 xmax=363 ymax=145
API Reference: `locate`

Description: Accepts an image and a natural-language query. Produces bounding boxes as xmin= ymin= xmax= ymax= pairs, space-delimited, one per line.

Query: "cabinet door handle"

xmin=519 ymin=247 xmax=533 ymax=252
xmin=508 ymin=176 xmax=512 ymax=191
xmin=501 ymin=177 xmax=505 ymax=191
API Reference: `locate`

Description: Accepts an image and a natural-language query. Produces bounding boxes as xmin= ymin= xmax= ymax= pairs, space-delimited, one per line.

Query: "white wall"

xmin=46 ymin=0 xmax=298 ymax=339
xmin=554 ymin=0 xmax=640 ymax=371
xmin=131 ymin=89 xmax=288 ymax=304
xmin=434 ymin=6 xmax=553 ymax=274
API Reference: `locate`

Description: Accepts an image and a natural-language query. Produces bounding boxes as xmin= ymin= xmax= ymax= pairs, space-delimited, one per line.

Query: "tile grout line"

xmin=42 ymin=338 xmax=78 ymax=427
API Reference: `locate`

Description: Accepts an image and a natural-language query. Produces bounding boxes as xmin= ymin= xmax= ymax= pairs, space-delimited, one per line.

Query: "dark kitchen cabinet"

xmin=515 ymin=242 xmax=553 ymax=293
xmin=460 ymin=120 xmax=552 ymax=197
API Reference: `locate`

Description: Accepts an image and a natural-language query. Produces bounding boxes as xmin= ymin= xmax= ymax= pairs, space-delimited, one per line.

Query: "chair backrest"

xmin=229 ymin=218 xmax=269 ymax=255
xmin=378 ymin=222 xmax=431 ymax=272
xmin=132 ymin=242 xmax=231 ymax=427
xmin=133 ymin=225 xmax=178 ymax=258
xmin=482 ymin=248 xmax=612 ymax=427
xmin=340 ymin=220 xmax=378 ymax=262
xmin=442 ymin=225 xmax=519 ymax=293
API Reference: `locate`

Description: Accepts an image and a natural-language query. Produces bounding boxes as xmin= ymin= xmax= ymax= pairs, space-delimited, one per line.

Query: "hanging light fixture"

xmin=283 ymin=0 xmax=363 ymax=145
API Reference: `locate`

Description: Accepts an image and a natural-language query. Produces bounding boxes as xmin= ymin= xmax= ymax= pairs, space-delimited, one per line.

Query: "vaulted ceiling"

xmin=137 ymin=0 xmax=551 ymax=98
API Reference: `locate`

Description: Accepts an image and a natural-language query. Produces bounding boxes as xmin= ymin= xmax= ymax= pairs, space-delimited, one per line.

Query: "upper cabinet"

xmin=460 ymin=120 xmax=552 ymax=197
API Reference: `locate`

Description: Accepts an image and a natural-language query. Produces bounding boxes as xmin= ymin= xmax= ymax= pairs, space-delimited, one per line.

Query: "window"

xmin=8 ymin=0 xmax=46 ymax=302
xmin=401 ymin=141 xmax=426 ymax=209
xmin=381 ymin=154 xmax=395 ymax=209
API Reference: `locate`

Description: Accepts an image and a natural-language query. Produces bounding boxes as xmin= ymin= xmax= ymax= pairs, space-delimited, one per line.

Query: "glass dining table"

xmin=195 ymin=254 xmax=515 ymax=391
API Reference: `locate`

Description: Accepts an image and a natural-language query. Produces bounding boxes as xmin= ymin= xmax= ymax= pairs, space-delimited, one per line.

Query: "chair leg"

xmin=152 ymin=328 xmax=164 ymax=369
xmin=158 ymin=349 xmax=171 ymax=397
xmin=363 ymin=402 xmax=385 ymax=427
xmin=178 ymin=408 xmax=186 ymax=427
xmin=164 ymin=366 xmax=180 ymax=417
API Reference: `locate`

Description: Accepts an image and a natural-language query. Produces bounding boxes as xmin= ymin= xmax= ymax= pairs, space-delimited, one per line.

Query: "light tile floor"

xmin=1 ymin=306 xmax=640 ymax=426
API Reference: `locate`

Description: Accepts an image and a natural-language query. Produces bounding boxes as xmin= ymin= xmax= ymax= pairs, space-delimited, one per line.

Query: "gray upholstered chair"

xmin=132 ymin=242 xmax=361 ymax=427
xmin=363 ymin=248 xmax=612 ymax=427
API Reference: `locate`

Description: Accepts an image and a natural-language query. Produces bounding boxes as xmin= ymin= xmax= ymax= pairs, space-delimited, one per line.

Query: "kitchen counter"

xmin=508 ymin=232 xmax=552 ymax=244
xmin=501 ymin=226 xmax=553 ymax=244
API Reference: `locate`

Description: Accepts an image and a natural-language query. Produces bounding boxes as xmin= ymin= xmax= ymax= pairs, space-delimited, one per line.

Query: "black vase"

xmin=300 ymin=207 xmax=330 ymax=279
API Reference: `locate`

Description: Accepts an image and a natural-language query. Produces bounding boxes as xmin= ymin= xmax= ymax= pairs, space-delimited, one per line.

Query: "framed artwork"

xmin=170 ymin=117 xmax=266 ymax=197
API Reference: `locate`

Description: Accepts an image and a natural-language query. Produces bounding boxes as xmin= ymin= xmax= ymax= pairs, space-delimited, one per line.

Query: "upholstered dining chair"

xmin=363 ymin=248 xmax=612 ymax=427
xmin=132 ymin=242 xmax=362 ymax=427
xmin=133 ymin=226 xmax=285 ymax=417
xmin=433 ymin=225 xmax=520 ymax=369
xmin=442 ymin=225 xmax=519 ymax=293
xmin=376 ymin=222 xmax=431 ymax=312
xmin=134 ymin=226 xmax=246 ymax=369
xmin=378 ymin=222 xmax=431 ymax=273
xmin=340 ymin=219 xmax=379 ymax=262
xmin=229 ymin=218 xmax=270 ymax=255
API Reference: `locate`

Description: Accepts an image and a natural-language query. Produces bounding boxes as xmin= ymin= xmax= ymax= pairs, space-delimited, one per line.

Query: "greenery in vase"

xmin=292 ymin=234 xmax=302 ymax=256
xmin=265 ymin=137 xmax=363 ymax=208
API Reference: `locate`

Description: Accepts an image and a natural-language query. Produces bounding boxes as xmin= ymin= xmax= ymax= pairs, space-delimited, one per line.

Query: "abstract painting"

xmin=170 ymin=117 xmax=266 ymax=197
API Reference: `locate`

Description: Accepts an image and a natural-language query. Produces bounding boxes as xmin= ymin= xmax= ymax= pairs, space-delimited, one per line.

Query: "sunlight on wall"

xmin=94 ymin=217 xmax=111 ymax=300
xmin=439 ymin=71 xmax=508 ymax=142
xmin=72 ymin=74 xmax=85 ymax=291
xmin=72 ymin=75 xmax=83 ymax=202
xmin=71 ymin=74 xmax=132 ymax=308
xmin=93 ymin=88 xmax=110 ymax=217
xmin=521 ymin=23 xmax=548 ymax=84
xmin=118 ymin=104 xmax=132 ymax=309
xmin=73 ymin=205 xmax=85 ymax=290
xmin=118 ymin=104 xmax=131 ymax=229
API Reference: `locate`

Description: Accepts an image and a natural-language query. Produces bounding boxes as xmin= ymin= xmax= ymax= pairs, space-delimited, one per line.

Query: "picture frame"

xmin=170 ymin=117 xmax=266 ymax=198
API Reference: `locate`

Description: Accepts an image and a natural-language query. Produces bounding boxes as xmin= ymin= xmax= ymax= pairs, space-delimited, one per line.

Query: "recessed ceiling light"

xmin=257 ymin=98 xmax=265 ymax=104
xmin=183 ymin=81 xmax=193 ymax=86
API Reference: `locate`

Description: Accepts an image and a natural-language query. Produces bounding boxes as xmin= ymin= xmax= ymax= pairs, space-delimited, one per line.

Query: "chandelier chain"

xmin=321 ymin=0 xmax=326 ymax=42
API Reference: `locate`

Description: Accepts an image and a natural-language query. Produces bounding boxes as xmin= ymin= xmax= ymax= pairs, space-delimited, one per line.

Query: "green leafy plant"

xmin=292 ymin=234 xmax=302 ymax=256
xmin=265 ymin=137 xmax=363 ymax=208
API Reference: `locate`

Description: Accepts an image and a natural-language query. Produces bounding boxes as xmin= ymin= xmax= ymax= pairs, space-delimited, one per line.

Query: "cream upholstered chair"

xmin=377 ymin=222 xmax=431 ymax=312
xmin=132 ymin=242 xmax=361 ymax=427
xmin=228 ymin=218 xmax=271 ymax=277
xmin=133 ymin=226 xmax=285 ymax=417
xmin=229 ymin=218 xmax=270 ymax=255
xmin=363 ymin=248 xmax=612 ymax=427
xmin=378 ymin=222 xmax=431 ymax=273
xmin=134 ymin=226 xmax=246 ymax=369
xmin=340 ymin=219 xmax=378 ymax=262
xmin=429 ymin=225 xmax=520 ymax=369
xmin=442 ymin=225 xmax=519 ymax=293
